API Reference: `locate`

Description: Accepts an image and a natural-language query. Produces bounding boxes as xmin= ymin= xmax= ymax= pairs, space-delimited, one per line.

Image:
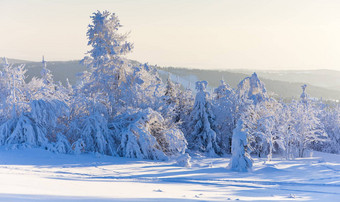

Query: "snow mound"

xmin=254 ymin=165 xmax=284 ymax=173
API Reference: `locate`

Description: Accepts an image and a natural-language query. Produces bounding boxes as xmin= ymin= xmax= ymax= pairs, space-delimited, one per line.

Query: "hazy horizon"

xmin=2 ymin=0 xmax=340 ymax=71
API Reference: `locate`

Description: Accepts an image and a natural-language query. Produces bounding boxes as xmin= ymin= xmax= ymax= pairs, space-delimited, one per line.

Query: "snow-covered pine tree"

xmin=80 ymin=10 xmax=133 ymax=116
xmin=41 ymin=56 xmax=53 ymax=87
xmin=213 ymin=80 xmax=236 ymax=154
xmin=177 ymin=87 xmax=194 ymax=132
xmin=79 ymin=11 xmax=163 ymax=117
xmin=187 ymin=81 xmax=219 ymax=156
xmin=160 ymin=74 xmax=183 ymax=124
xmin=164 ymin=74 xmax=178 ymax=105
xmin=229 ymin=120 xmax=253 ymax=172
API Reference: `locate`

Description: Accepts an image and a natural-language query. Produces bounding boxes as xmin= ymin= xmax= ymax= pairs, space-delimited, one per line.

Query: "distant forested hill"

xmin=6 ymin=58 xmax=340 ymax=100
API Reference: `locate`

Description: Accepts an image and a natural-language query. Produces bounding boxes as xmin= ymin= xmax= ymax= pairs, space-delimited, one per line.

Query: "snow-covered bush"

xmin=111 ymin=108 xmax=187 ymax=160
xmin=242 ymin=101 xmax=285 ymax=160
xmin=176 ymin=153 xmax=191 ymax=168
xmin=0 ymin=114 xmax=48 ymax=149
xmin=288 ymin=99 xmax=327 ymax=157
xmin=79 ymin=112 xmax=116 ymax=155
xmin=71 ymin=139 xmax=85 ymax=155
xmin=66 ymin=109 xmax=116 ymax=156
xmin=30 ymin=99 xmax=69 ymax=140
xmin=320 ymin=104 xmax=340 ymax=154
xmin=48 ymin=133 xmax=71 ymax=154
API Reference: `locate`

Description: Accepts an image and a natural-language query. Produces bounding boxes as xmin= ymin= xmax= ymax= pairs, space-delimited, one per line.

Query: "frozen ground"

xmin=0 ymin=148 xmax=339 ymax=201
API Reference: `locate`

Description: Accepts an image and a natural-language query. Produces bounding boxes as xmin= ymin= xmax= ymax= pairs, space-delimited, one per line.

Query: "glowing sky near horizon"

xmin=1 ymin=0 xmax=340 ymax=70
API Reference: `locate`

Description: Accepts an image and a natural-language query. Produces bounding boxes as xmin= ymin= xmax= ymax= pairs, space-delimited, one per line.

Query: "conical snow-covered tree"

xmin=213 ymin=80 xmax=236 ymax=154
xmin=164 ymin=74 xmax=178 ymax=104
xmin=84 ymin=11 xmax=133 ymax=67
xmin=229 ymin=120 xmax=253 ymax=172
xmin=41 ymin=56 xmax=54 ymax=86
xmin=160 ymin=74 xmax=184 ymax=124
xmin=187 ymin=81 xmax=219 ymax=156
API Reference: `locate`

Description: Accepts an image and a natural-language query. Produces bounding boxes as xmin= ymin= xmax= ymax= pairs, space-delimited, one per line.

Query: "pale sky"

xmin=1 ymin=0 xmax=340 ymax=70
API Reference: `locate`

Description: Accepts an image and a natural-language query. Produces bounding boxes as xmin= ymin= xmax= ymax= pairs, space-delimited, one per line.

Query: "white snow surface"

xmin=0 ymin=148 xmax=339 ymax=201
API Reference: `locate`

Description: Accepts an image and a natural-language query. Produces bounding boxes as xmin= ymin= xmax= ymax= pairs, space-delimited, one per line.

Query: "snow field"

xmin=0 ymin=148 xmax=339 ymax=201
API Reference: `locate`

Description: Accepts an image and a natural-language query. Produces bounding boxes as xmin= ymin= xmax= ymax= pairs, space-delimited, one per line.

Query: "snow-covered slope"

xmin=0 ymin=148 xmax=339 ymax=201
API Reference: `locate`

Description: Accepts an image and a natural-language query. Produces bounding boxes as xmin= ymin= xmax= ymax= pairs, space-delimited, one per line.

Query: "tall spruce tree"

xmin=187 ymin=81 xmax=219 ymax=156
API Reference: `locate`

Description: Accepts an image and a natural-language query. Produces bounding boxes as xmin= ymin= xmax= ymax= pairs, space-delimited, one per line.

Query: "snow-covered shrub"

xmin=0 ymin=114 xmax=48 ymax=149
xmin=320 ymin=104 xmax=340 ymax=154
xmin=48 ymin=133 xmax=71 ymax=154
xmin=176 ymin=153 xmax=191 ymax=168
xmin=288 ymin=99 xmax=327 ymax=157
xmin=279 ymin=86 xmax=327 ymax=158
xmin=229 ymin=120 xmax=253 ymax=172
xmin=71 ymin=139 xmax=85 ymax=155
xmin=29 ymin=99 xmax=69 ymax=140
xmin=161 ymin=128 xmax=187 ymax=156
xmin=67 ymin=111 xmax=116 ymax=156
xmin=79 ymin=112 xmax=116 ymax=155
xmin=111 ymin=108 xmax=187 ymax=160
xmin=243 ymin=101 xmax=285 ymax=160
